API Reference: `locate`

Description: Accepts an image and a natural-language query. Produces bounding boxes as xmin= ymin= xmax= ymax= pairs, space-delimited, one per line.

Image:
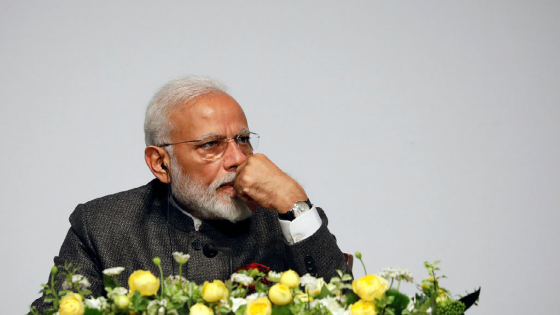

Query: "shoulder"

xmin=69 ymin=179 xmax=167 ymax=231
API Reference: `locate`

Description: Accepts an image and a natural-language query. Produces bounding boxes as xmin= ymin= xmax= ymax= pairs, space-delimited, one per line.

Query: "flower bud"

xmin=201 ymin=280 xmax=228 ymax=302
xmin=51 ymin=266 xmax=58 ymax=275
xmin=153 ymin=257 xmax=161 ymax=266
xmin=172 ymin=252 xmax=190 ymax=264
xmin=114 ymin=295 xmax=129 ymax=309
xmin=190 ymin=303 xmax=214 ymax=315
xmin=128 ymin=270 xmax=160 ymax=296
xmin=355 ymin=252 xmax=362 ymax=259
xmin=268 ymin=283 xmax=292 ymax=305
xmin=279 ymin=270 xmax=299 ymax=289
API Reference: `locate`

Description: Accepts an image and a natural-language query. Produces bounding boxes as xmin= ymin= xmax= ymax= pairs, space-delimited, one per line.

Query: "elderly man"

xmin=31 ymin=76 xmax=350 ymax=311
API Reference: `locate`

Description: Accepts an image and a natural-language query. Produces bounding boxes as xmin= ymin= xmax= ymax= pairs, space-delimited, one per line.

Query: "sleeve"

xmin=282 ymin=207 xmax=353 ymax=281
xmin=278 ymin=206 xmax=322 ymax=243
xmin=29 ymin=205 xmax=104 ymax=314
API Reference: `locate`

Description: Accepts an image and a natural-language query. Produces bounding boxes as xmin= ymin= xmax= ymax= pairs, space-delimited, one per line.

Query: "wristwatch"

xmin=278 ymin=199 xmax=313 ymax=221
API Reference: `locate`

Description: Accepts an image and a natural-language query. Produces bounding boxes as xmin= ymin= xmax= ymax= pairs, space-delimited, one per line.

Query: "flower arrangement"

xmin=30 ymin=252 xmax=479 ymax=315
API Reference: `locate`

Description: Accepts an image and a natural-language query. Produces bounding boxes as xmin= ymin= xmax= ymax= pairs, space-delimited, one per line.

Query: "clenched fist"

xmin=233 ymin=153 xmax=307 ymax=213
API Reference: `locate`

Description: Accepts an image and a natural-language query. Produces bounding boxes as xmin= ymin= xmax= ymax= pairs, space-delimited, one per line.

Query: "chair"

xmin=343 ymin=253 xmax=354 ymax=270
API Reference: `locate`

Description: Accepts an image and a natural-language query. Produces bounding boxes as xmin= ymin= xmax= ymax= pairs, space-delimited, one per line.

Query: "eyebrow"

xmin=197 ymin=128 xmax=251 ymax=141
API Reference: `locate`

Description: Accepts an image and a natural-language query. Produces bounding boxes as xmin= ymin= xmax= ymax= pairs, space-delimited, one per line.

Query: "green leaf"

xmin=345 ymin=292 xmax=360 ymax=305
xmin=272 ymin=305 xmax=292 ymax=315
xmin=176 ymin=306 xmax=190 ymax=315
xmin=316 ymin=285 xmax=333 ymax=299
xmin=235 ymin=304 xmax=247 ymax=315
xmin=84 ymin=308 xmax=103 ymax=315
xmin=103 ymin=274 xmax=117 ymax=290
xmin=129 ymin=290 xmax=149 ymax=311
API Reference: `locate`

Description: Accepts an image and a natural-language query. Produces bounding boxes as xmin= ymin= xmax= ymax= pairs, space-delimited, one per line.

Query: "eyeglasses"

xmin=158 ymin=132 xmax=260 ymax=161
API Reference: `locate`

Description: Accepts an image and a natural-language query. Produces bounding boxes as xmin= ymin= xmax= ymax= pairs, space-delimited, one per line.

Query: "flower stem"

xmin=112 ymin=276 xmax=120 ymax=288
xmin=157 ymin=264 xmax=164 ymax=298
xmin=50 ymin=270 xmax=59 ymax=309
xmin=358 ymin=257 xmax=368 ymax=275
xmin=397 ymin=279 xmax=401 ymax=291
xmin=179 ymin=263 xmax=183 ymax=280
xmin=153 ymin=257 xmax=164 ymax=299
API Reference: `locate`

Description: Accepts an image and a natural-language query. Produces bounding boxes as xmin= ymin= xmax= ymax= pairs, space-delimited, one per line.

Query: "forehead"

xmin=170 ymin=92 xmax=249 ymax=140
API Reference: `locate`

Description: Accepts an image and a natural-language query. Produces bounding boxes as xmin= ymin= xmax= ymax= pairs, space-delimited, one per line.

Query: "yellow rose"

xmin=128 ymin=270 xmax=160 ymax=296
xmin=114 ymin=295 xmax=130 ymax=309
xmin=202 ymin=280 xmax=229 ymax=302
xmin=350 ymin=300 xmax=377 ymax=315
xmin=421 ymin=276 xmax=438 ymax=293
xmin=352 ymin=275 xmax=389 ymax=301
xmin=245 ymin=297 xmax=272 ymax=315
xmin=59 ymin=292 xmax=85 ymax=315
xmin=279 ymin=270 xmax=299 ymax=289
xmin=268 ymin=283 xmax=293 ymax=305
xmin=436 ymin=289 xmax=448 ymax=303
xmin=190 ymin=303 xmax=214 ymax=315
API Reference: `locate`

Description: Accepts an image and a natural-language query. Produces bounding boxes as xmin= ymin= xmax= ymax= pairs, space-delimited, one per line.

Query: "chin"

xmin=214 ymin=196 xmax=253 ymax=222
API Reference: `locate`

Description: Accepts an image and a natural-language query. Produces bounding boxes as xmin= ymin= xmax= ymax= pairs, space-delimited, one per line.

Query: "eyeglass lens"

xmin=199 ymin=133 xmax=259 ymax=161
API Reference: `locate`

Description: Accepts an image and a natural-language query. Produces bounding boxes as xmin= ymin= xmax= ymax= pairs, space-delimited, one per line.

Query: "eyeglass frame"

xmin=156 ymin=131 xmax=260 ymax=154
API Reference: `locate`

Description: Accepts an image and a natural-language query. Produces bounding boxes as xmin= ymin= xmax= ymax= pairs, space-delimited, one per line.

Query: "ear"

xmin=144 ymin=146 xmax=171 ymax=184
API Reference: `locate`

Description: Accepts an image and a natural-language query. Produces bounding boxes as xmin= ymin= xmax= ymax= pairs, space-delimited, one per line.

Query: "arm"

xmin=30 ymin=206 xmax=104 ymax=314
xmin=233 ymin=154 xmax=352 ymax=279
xmin=282 ymin=207 xmax=353 ymax=280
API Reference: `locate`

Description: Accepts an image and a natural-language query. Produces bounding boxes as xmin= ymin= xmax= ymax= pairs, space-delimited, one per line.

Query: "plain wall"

xmin=1 ymin=1 xmax=559 ymax=314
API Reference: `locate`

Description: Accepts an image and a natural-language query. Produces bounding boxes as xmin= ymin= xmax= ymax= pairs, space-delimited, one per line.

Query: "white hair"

xmin=169 ymin=154 xmax=252 ymax=222
xmin=144 ymin=76 xmax=229 ymax=146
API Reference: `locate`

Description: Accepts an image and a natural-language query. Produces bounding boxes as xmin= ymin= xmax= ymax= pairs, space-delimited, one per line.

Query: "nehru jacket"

xmin=30 ymin=179 xmax=351 ymax=312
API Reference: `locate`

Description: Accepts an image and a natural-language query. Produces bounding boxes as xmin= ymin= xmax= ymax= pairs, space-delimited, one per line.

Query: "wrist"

xmin=278 ymin=198 xmax=313 ymax=221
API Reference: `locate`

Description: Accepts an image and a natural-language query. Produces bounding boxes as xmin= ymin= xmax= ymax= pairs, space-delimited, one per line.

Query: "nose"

xmin=222 ymin=138 xmax=247 ymax=170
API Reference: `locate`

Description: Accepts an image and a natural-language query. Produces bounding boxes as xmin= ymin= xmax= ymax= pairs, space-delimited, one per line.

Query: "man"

xmin=31 ymin=76 xmax=350 ymax=311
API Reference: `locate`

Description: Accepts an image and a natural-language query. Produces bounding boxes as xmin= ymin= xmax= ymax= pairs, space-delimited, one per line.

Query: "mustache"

xmin=213 ymin=172 xmax=237 ymax=188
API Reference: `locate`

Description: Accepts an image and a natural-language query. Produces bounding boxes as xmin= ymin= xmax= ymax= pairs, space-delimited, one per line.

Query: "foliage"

xmin=31 ymin=253 xmax=480 ymax=315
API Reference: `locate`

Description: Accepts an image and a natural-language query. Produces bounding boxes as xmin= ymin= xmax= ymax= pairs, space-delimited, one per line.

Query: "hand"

xmin=233 ymin=153 xmax=307 ymax=213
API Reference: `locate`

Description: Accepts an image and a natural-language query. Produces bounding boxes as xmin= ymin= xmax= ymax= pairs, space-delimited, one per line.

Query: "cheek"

xmin=181 ymin=160 xmax=224 ymax=186
xmin=172 ymin=148 xmax=227 ymax=185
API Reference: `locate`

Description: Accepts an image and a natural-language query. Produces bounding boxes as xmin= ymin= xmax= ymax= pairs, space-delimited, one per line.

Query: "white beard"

xmin=169 ymin=164 xmax=252 ymax=223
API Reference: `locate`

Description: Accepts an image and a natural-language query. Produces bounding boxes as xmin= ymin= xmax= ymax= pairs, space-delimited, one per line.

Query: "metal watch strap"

xmin=278 ymin=198 xmax=313 ymax=221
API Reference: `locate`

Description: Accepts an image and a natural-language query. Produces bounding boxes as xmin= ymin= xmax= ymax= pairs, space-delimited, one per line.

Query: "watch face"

xmin=293 ymin=201 xmax=310 ymax=217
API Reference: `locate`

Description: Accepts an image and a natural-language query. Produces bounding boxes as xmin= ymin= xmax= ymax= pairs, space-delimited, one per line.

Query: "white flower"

xmin=166 ymin=275 xmax=188 ymax=287
xmin=103 ymin=267 xmax=125 ymax=276
xmin=299 ymin=273 xmax=319 ymax=291
xmin=84 ymin=296 xmax=108 ymax=311
xmin=172 ymin=252 xmax=191 ymax=264
xmin=61 ymin=274 xmax=91 ymax=290
xmin=107 ymin=286 xmax=129 ymax=300
xmin=246 ymin=292 xmax=266 ymax=300
xmin=231 ymin=273 xmax=254 ymax=286
xmin=267 ymin=271 xmax=282 ymax=282
xmin=311 ymin=296 xmax=346 ymax=315
xmin=148 ymin=300 xmax=168 ymax=308
xmin=377 ymin=267 xmax=414 ymax=283
xmin=165 ymin=275 xmax=189 ymax=287
xmin=148 ymin=300 xmax=168 ymax=315
xmin=230 ymin=297 xmax=248 ymax=312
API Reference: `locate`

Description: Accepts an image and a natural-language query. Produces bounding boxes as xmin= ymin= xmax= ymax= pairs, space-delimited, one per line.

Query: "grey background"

xmin=2 ymin=1 xmax=559 ymax=314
